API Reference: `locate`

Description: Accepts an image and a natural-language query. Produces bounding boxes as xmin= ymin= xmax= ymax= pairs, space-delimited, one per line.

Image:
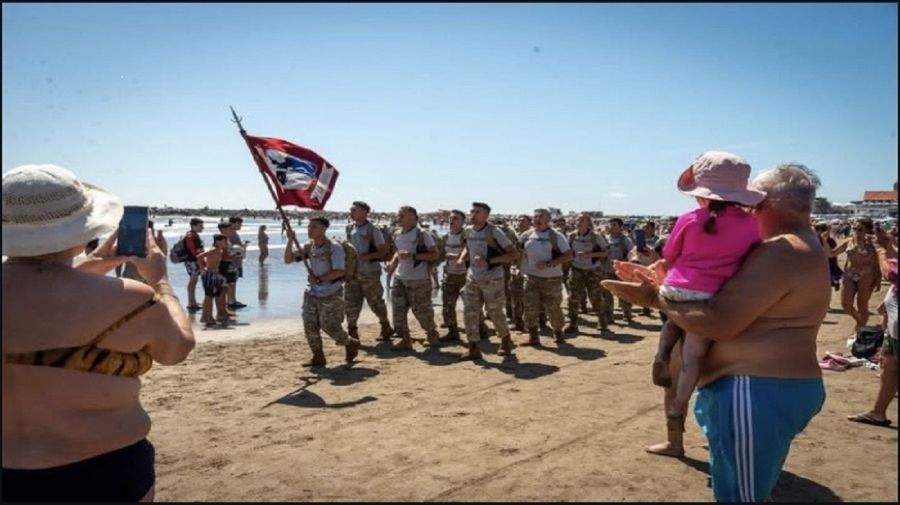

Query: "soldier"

xmin=458 ymin=202 xmax=519 ymax=360
xmin=385 ymin=206 xmax=440 ymax=351
xmin=345 ymin=201 xmax=394 ymax=342
xmin=564 ymin=213 xmax=610 ymax=333
xmin=519 ymin=208 xmax=573 ymax=346
xmin=599 ymin=217 xmax=636 ymax=325
xmin=439 ymin=209 xmax=468 ymax=342
xmin=284 ymin=218 xmax=360 ymax=367
xmin=493 ymin=218 xmax=520 ymax=322
xmin=510 ymin=214 xmax=532 ymax=331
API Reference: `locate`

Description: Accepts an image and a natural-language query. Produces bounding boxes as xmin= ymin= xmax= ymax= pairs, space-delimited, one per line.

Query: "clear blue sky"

xmin=2 ymin=3 xmax=897 ymax=216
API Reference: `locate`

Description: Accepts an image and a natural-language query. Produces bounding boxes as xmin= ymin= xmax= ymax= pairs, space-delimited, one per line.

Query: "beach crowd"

xmin=3 ymin=152 xmax=897 ymax=502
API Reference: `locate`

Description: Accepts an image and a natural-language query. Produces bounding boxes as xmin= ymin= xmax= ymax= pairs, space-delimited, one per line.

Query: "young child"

xmin=197 ymin=234 xmax=232 ymax=327
xmin=652 ymin=151 xmax=765 ymax=423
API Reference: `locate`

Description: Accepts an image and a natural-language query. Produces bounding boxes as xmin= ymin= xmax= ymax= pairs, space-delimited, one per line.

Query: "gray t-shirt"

xmin=443 ymin=230 xmax=467 ymax=276
xmin=347 ymin=221 xmax=386 ymax=275
xmin=394 ymin=226 xmax=435 ymax=281
xmin=228 ymin=232 xmax=244 ymax=268
xmin=520 ymin=228 xmax=571 ymax=278
xmin=603 ymin=233 xmax=634 ymax=274
xmin=306 ymin=239 xmax=344 ymax=298
xmin=464 ymin=223 xmax=513 ymax=282
xmin=569 ymin=231 xmax=609 ymax=271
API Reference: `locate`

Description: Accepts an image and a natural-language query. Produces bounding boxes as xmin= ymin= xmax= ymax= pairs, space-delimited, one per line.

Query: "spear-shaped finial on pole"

xmin=230 ymin=105 xmax=245 ymax=134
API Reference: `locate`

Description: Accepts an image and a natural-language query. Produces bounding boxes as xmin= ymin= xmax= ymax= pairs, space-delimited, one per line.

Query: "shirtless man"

xmin=604 ymin=163 xmax=828 ymax=502
xmin=196 ymin=234 xmax=231 ymax=327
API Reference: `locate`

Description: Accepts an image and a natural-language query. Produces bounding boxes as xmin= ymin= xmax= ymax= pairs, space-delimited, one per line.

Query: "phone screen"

xmin=116 ymin=206 xmax=149 ymax=257
xmin=634 ymin=229 xmax=647 ymax=252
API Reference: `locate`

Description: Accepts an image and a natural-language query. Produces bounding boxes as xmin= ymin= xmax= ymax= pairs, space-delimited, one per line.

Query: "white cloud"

xmin=606 ymin=192 xmax=628 ymax=199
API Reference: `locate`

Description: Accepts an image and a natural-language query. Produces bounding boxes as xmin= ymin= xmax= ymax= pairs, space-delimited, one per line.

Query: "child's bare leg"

xmin=646 ymin=338 xmax=685 ymax=458
xmin=215 ymin=290 xmax=228 ymax=321
xmin=201 ymin=296 xmax=214 ymax=324
xmin=667 ymin=333 xmax=711 ymax=418
xmin=653 ymin=319 xmax=685 ymax=387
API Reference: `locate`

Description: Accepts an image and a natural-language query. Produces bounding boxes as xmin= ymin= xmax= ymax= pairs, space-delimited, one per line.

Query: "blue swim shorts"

xmin=694 ymin=375 xmax=825 ymax=502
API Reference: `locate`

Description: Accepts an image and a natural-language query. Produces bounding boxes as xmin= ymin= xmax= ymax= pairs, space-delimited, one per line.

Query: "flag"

xmin=243 ymin=134 xmax=339 ymax=210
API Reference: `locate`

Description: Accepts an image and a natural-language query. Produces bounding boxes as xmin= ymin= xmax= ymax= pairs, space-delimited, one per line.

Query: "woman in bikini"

xmin=2 ymin=164 xmax=195 ymax=502
xmin=827 ymin=217 xmax=882 ymax=331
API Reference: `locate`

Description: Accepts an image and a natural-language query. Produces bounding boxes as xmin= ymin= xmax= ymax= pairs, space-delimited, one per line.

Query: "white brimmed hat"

xmin=677 ymin=151 xmax=767 ymax=207
xmin=2 ymin=164 xmax=123 ymax=257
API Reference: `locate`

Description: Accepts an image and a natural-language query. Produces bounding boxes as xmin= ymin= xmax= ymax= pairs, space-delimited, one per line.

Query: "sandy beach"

xmin=142 ymin=285 xmax=898 ymax=502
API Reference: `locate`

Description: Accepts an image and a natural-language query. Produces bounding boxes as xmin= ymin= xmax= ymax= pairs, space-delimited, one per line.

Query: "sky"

xmin=2 ymin=3 xmax=897 ymax=216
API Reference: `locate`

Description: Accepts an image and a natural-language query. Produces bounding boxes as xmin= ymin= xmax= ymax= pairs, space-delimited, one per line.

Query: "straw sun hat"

xmin=2 ymin=164 xmax=123 ymax=257
xmin=676 ymin=151 xmax=767 ymax=207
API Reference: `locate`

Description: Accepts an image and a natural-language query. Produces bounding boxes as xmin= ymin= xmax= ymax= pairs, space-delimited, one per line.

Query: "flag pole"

xmin=231 ymin=106 xmax=313 ymax=276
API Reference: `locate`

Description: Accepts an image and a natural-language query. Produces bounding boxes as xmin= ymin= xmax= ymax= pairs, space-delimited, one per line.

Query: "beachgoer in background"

xmin=257 ymin=225 xmax=269 ymax=265
xmin=848 ymin=228 xmax=898 ymax=427
xmin=285 ymin=218 xmax=360 ymax=367
xmin=439 ymin=209 xmax=468 ymax=343
xmin=645 ymin=152 xmax=764 ymax=426
xmin=216 ymin=222 xmax=239 ymax=318
xmin=458 ymin=202 xmax=518 ymax=360
xmin=604 ymin=162 xmax=828 ymax=502
xmin=565 ymin=213 xmax=609 ymax=334
xmin=519 ymin=208 xmax=573 ymax=346
xmin=196 ymin=234 xmax=231 ymax=327
xmin=815 ymin=222 xmax=843 ymax=293
xmin=2 ymin=164 xmax=194 ymax=502
xmin=344 ymin=201 xmax=394 ymax=342
xmin=828 ymin=217 xmax=882 ymax=331
xmin=226 ymin=216 xmax=248 ymax=309
xmin=183 ymin=218 xmax=205 ymax=312
xmin=154 ymin=229 xmax=168 ymax=257
xmin=385 ymin=206 xmax=440 ymax=352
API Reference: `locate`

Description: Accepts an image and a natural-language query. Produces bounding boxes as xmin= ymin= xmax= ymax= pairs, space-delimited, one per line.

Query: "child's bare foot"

xmin=644 ymin=441 xmax=685 ymax=458
xmin=652 ymin=358 xmax=672 ymax=388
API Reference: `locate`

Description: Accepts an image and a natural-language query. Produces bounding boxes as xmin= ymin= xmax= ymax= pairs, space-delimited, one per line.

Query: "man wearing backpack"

xmin=285 ymin=217 xmax=360 ymax=367
xmin=183 ymin=218 xmax=205 ymax=312
xmin=457 ymin=203 xmax=519 ymax=360
xmin=565 ymin=213 xmax=610 ymax=334
xmin=519 ymin=208 xmax=573 ymax=346
xmin=509 ymin=214 xmax=532 ymax=331
xmin=439 ymin=209 xmax=468 ymax=343
xmin=600 ymin=217 xmax=636 ymax=326
xmin=385 ymin=206 xmax=440 ymax=351
xmin=345 ymin=201 xmax=394 ymax=342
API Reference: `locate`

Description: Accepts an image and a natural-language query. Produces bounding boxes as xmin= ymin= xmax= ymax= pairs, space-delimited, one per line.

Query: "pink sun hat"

xmin=676 ymin=151 xmax=767 ymax=207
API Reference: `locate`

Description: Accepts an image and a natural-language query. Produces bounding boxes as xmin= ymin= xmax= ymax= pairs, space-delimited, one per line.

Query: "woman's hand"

xmin=75 ymin=231 xmax=129 ymax=275
xmin=128 ymin=228 xmax=168 ymax=286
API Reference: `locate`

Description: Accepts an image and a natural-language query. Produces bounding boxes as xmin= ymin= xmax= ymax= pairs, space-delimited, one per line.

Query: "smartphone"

xmin=116 ymin=206 xmax=149 ymax=257
xmin=634 ymin=229 xmax=647 ymax=252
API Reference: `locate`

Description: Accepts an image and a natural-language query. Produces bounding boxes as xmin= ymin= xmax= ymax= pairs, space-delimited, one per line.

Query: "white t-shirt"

xmin=307 ymin=239 xmax=344 ymax=298
xmin=394 ymin=226 xmax=435 ymax=281
xmin=569 ymin=231 xmax=609 ymax=271
xmin=464 ymin=223 xmax=513 ymax=282
xmin=347 ymin=221 xmax=386 ymax=275
xmin=443 ymin=230 xmax=467 ymax=276
xmin=520 ymin=228 xmax=570 ymax=278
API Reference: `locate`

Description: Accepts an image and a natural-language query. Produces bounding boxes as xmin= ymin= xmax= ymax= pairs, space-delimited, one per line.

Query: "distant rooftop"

xmin=863 ymin=191 xmax=898 ymax=202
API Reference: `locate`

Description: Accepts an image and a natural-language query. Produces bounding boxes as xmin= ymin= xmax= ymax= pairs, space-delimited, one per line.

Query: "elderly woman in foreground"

xmin=2 ymin=165 xmax=195 ymax=501
xmin=605 ymin=163 xmax=829 ymax=503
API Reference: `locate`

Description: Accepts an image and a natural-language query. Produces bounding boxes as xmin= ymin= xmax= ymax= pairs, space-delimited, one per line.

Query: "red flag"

xmin=243 ymin=135 xmax=339 ymax=210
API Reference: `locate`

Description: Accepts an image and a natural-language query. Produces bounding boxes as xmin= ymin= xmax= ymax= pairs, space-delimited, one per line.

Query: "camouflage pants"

xmin=599 ymin=271 xmax=632 ymax=322
xmin=567 ymin=267 xmax=607 ymax=321
xmin=510 ymin=268 xmax=525 ymax=324
xmin=503 ymin=265 xmax=513 ymax=318
xmin=463 ymin=277 xmax=510 ymax=343
xmin=391 ymin=278 xmax=437 ymax=338
xmin=441 ymin=272 xmax=467 ymax=329
xmin=523 ymin=275 xmax=564 ymax=331
xmin=303 ymin=290 xmax=350 ymax=354
xmin=344 ymin=272 xmax=390 ymax=328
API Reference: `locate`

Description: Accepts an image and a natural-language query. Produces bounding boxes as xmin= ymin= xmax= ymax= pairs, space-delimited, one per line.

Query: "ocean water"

xmin=156 ymin=216 xmax=449 ymax=324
